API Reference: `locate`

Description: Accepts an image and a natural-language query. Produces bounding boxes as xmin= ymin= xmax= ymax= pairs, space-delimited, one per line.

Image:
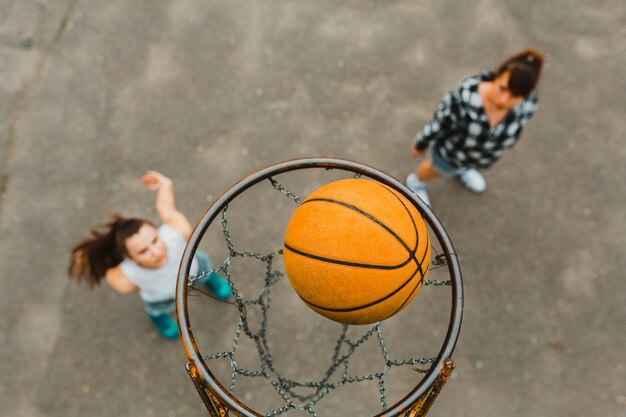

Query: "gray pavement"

xmin=1 ymin=1 xmax=625 ymax=416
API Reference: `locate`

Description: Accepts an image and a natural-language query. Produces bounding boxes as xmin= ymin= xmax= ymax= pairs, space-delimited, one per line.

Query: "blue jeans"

xmin=143 ymin=250 xmax=213 ymax=316
xmin=195 ymin=250 xmax=212 ymax=276
xmin=431 ymin=146 xmax=461 ymax=177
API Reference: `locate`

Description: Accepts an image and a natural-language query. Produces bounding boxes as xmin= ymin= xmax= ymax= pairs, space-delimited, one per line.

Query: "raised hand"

xmin=141 ymin=170 xmax=172 ymax=191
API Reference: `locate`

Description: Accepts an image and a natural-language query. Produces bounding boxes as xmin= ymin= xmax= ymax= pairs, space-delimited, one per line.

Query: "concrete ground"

xmin=1 ymin=1 xmax=624 ymax=416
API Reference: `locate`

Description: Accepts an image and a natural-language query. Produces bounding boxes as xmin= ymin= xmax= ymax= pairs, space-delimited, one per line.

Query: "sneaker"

xmin=148 ymin=313 xmax=179 ymax=339
xmin=456 ymin=168 xmax=486 ymax=193
xmin=204 ymin=272 xmax=232 ymax=300
xmin=405 ymin=173 xmax=431 ymax=206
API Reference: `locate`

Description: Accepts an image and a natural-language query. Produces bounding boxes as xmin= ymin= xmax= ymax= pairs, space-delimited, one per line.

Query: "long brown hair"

xmin=68 ymin=214 xmax=152 ymax=287
xmin=495 ymin=47 xmax=544 ymax=97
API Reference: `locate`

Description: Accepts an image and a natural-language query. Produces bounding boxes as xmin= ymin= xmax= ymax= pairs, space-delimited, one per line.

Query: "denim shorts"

xmin=143 ymin=250 xmax=213 ymax=316
xmin=431 ymin=147 xmax=460 ymax=177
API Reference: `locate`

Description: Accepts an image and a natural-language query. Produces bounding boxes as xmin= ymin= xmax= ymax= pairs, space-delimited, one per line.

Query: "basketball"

xmin=283 ymin=178 xmax=430 ymax=325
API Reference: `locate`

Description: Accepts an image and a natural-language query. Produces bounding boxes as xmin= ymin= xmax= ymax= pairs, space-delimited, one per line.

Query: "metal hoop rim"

xmin=176 ymin=157 xmax=463 ymax=417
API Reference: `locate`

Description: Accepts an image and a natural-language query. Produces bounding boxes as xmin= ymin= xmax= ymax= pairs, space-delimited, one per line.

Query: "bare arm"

xmin=410 ymin=145 xmax=424 ymax=157
xmin=141 ymin=170 xmax=192 ymax=239
xmin=105 ymin=266 xmax=139 ymax=294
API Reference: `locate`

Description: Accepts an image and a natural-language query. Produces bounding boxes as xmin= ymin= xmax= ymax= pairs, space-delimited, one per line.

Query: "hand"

xmin=411 ymin=145 xmax=424 ymax=158
xmin=141 ymin=170 xmax=172 ymax=191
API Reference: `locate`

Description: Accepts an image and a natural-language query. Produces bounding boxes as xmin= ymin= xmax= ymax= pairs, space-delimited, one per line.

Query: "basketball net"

xmin=177 ymin=159 xmax=463 ymax=417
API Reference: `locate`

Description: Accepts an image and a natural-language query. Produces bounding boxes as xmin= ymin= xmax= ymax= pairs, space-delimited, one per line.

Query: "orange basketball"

xmin=283 ymin=178 xmax=430 ymax=325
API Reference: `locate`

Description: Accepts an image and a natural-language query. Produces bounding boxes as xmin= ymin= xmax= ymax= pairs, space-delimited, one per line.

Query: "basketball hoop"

xmin=177 ymin=158 xmax=463 ymax=416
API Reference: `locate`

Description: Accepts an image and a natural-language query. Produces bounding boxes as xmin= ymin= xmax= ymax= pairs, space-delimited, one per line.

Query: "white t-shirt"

xmin=119 ymin=224 xmax=199 ymax=303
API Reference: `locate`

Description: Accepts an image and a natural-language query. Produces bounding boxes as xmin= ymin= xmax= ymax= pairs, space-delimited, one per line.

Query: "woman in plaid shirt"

xmin=407 ymin=48 xmax=544 ymax=206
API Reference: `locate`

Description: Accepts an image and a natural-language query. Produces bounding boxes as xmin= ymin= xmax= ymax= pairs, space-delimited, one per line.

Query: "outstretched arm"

xmin=141 ymin=170 xmax=193 ymax=239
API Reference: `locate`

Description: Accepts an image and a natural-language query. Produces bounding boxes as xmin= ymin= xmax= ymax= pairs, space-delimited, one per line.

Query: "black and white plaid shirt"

xmin=414 ymin=70 xmax=538 ymax=170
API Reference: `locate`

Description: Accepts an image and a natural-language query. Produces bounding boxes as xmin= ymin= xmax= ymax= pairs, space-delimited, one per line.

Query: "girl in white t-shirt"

xmin=68 ymin=171 xmax=231 ymax=339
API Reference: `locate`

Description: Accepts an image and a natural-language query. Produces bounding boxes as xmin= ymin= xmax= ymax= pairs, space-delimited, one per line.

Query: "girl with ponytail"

xmin=68 ymin=171 xmax=231 ymax=339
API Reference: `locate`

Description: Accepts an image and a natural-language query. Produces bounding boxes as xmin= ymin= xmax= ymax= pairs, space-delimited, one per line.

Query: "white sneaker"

xmin=457 ymin=168 xmax=486 ymax=193
xmin=405 ymin=173 xmax=431 ymax=206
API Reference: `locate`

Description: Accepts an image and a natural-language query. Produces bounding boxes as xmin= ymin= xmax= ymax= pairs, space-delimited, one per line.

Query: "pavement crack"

xmin=0 ymin=0 xmax=78 ymax=212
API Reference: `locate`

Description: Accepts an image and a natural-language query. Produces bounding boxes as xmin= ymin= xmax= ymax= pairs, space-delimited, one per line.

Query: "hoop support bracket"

xmin=186 ymin=361 xmax=229 ymax=417
xmin=407 ymin=359 xmax=456 ymax=417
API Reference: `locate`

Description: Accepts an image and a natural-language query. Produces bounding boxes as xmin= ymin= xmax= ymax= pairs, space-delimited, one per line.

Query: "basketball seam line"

xmin=390 ymin=232 xmax=431 ymax=316
xmin=373 ymin=182 xmax=429 ymax=280
xmin=303 ymin=197 xmax=414 ymax=254
xmin=392 ymin=261 xmax=430 ymax=314
xmin=284 ymin=243 xmax=413 ymax=270
xmin=286 ymin=197 xmax=415 ymax=268
xmin=372 ymin=182 xmax=419 ymax=252
xmin=297 ymin=237 xmax=431 ymax=314
xmin=302 ymin=262 xmax=430 ymax=313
